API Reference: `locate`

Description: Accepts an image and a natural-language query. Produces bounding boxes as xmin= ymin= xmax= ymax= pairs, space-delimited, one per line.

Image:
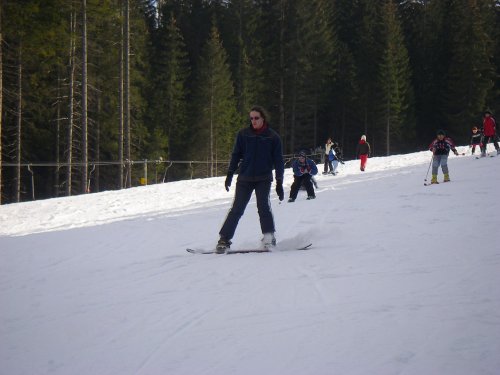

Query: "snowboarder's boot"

xmin=497 ymin=149 xmax=500 ymax=155
xmin=216 ymin=237 xmax=232 ymax=254
xmin=443 ymin=174 xmax=450 ymax=182
xmin=481 ymin=151 xmax=486 ymax=157
xmin=262 ymin=233 xmax=276 ymax=250
xmin=307 ymin=195 xmax=316 ymax=200
xmin=431 ymin=175 xmax=439 ymax=184
xmin=288 ymin=198 xmax=295 ymax=203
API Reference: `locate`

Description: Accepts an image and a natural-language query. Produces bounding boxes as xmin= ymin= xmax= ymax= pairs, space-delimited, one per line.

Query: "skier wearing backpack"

xmin=428 ymin=129 xmax=459 ymax=184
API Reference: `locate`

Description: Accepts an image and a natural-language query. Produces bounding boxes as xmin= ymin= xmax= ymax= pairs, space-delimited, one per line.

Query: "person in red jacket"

xmin=356 ymin=135 xmax=371 ymax=171
xmin=480 ymin=110 xmax=499 ymax=157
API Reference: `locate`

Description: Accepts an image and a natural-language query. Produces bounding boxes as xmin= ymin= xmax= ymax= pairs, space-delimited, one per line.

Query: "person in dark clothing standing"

xmin=428 ymin=129 xmax=459 ymax=184
xmin=356 ymin=135 xmax=371 ymax=171
xmin=217 ymin=106 xmax=285 ymax=253
xmin=288 ymin=151 xmax=318 ymax=202
xmin=469 ymin=126 xmax=482 ymax=155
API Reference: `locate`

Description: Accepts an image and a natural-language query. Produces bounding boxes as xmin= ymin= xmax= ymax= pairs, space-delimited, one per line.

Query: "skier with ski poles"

xmin=428 ymin=129 xmax=459 ymax=184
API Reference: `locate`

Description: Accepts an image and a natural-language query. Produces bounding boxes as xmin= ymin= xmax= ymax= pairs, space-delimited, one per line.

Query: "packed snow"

xmin=1 ymin=145 xmax=499 ymax=375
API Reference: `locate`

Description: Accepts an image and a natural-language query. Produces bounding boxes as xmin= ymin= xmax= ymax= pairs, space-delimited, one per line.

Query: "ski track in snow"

xmin=1 ymin=145 xmax=500 ymax=375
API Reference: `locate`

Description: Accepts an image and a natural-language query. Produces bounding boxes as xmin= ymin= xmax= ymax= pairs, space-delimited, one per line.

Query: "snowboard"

xmin=186 ymin=243 xmax=312 ymax=255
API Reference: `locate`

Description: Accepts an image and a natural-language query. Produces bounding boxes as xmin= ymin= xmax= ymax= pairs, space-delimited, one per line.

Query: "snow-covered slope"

xmin=1 ymin=146 xmax=499 ymax=375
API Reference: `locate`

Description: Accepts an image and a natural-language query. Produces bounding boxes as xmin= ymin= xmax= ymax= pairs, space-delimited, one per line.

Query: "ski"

xmin=475 ymin=153 xmax=498 ymax=159
xmin=187 ymin=243 xmax=312 ymax=255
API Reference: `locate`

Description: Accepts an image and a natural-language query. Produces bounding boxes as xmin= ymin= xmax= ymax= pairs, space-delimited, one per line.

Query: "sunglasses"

xmin=250 ymin=116 xmax=261 ymax=121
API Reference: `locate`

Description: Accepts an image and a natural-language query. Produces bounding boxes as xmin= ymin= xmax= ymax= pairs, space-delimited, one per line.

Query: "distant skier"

xmin=329 ymin=142 xmax=344 ymax=175
xmin=323 ymin=138 xmax=334 ymax=174
xmin=288 ymin=151 xmax=318 ymax=202
xmin=480 ymin=110 xmax=499 ymax=157
xmin=356 ymin=135 xmax=371 ymax=171
xmin=216 ymin=105 xmax=284 ymax=253
xmin=469 ymin=126 xmax=482 ymax=155
xmin=428 ymin=129 xmax=459 ymax=184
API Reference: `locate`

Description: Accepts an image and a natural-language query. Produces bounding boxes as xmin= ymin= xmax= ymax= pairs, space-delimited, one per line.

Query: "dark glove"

xmin=453 ymin=150 xmax=459 ymax=156
xmin=224 ymin=172 xmax=233 ymax=192
xmin=275 ymin=179 xmax=284 ymax=201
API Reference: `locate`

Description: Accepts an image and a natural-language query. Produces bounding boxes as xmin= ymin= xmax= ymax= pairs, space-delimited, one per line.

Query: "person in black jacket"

xmin=428 ymin=129 xmax=459 ymax=184
xmin=217 ymin=106 xmax=285 ymax=253
xmin=469 ymin=126 xmax=482 ymax=155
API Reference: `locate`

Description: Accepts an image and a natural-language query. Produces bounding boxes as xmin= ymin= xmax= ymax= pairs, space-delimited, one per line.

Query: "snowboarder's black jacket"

xmin=228 ymin=124 xmax=284 ymax=182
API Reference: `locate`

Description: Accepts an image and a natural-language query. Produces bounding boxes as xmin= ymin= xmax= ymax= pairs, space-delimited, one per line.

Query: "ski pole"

xmin=424 ymin=153 xmax=434 ymax=185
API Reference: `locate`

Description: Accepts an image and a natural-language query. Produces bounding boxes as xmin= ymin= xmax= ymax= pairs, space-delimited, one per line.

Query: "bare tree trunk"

xmin=119 ymin=3 xmax=124 ymax=189
xmin=289 ymin=66 xmax=297 ymax=153
xmin=278 ymin=0 xmax=286 ymax=150
xmin=81 ymin=0 xmax=88 ymax=193
xmin=15 ymin=44 xmax=22 ymax=203
xmin=95 ymin=93 xmax=100 ymax=192
xmin=67 ymin=10 xmax=76 ymax=196
xmin=341 ymin=102 xmax=346 ymax=149
xmin=0 ymin=4 xmax=3 ymax=204
xmin=124 ymin=0 xmax=131 ymax=187
xmin=386 ymin=101 xmax=390 ymax=156
xmin=55 ymin=73 xmax=61 ymax=197
xmin=210 ymin=78 xmax=214 ymax=177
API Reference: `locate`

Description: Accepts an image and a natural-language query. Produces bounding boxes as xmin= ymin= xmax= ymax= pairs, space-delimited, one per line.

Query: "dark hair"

xmin=250 ymin=105 xmax=270 ymax=124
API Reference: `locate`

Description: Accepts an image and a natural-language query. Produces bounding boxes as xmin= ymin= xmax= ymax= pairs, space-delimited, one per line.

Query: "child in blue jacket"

xmin=288 ymin=151 xmax=318 ymax=202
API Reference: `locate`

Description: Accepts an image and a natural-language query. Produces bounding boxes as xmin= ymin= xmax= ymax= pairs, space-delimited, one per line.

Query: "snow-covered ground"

xmin=1 ymin=145 xmax=499 ymax=375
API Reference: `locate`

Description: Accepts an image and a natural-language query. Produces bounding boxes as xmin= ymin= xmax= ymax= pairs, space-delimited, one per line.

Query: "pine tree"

xmin=190 ymin=23 xmax=238 ymax=177
xmin=289 ymin=0 xmax=337 ymax=151
xmin=378 ymin=0 xmax=414 ymax=155
xmin=443 ymin=0 xmax=496 ymax=140
xmin=148 ymin=13 xmax=190 ymax=162
xmin=226 ymin=0 xmax=266 ymax=121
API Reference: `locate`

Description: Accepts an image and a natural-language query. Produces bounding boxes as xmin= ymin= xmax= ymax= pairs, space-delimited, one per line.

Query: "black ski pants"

xmin=219 ymin=179 xmax=274 ymax=240
xmin=324 ymin=157 xmax=333 ymax=173
xmin=289 ymin=174 xmax=315 ymax=200
xmin=481 ymin=135 xmax=499 ymax=153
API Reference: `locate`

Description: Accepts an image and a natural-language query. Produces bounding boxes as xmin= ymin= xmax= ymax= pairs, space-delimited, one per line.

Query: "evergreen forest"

xmin=1 ymin=0 xmax=499 ymax=203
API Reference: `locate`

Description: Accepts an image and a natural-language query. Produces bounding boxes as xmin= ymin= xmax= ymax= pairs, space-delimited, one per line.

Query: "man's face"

xmin=437 ymin=134 xmax=445 ymax=140
xmin=250 ymin=111 xmax=264 ymax=130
